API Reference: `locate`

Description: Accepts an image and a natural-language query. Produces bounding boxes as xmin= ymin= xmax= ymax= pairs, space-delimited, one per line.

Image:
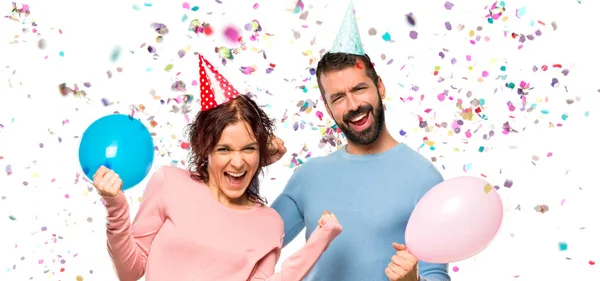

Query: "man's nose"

xmin=345 ymin=93 xmax=360 ymax=112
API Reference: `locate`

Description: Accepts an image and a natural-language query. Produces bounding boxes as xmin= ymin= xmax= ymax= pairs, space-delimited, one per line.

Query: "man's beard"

xmin=337 ymin=95 xmax=385 ymax=146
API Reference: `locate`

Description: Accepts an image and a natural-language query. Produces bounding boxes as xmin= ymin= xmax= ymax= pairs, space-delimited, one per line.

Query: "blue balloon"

xmin=78 ymin=114 xmax=154 ymax=190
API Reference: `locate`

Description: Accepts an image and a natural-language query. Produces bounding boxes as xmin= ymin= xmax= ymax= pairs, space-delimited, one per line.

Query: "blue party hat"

xmin=330 ymin=1 xmax=365 ymax=55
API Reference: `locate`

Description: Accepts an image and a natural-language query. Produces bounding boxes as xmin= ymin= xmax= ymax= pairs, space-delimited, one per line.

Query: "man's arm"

xmin=418 ymin=262 xmax=450 ymax=281
xmin=414 ymin=164 xmax=451 ymax=281
xmin=271 ymin=166 xmax=308 ymax=247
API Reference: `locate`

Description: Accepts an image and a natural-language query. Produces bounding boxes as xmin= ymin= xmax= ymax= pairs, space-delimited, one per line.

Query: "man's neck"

xmin=345 ymin=127 xmax=398 ymax=155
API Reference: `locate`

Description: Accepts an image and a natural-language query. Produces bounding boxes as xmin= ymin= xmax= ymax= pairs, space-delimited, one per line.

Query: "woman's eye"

xmin=217 ymin=148 xmax=229 ymax=152
xmin=245 ymin=147 xmax=256 ymax=151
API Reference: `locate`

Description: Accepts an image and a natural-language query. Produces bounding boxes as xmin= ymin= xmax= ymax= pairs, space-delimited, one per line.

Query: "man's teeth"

xmin=226 ymin=171 xmax=246 ymax=177
xmin=351 ymin=114 xmax=367 ymax=122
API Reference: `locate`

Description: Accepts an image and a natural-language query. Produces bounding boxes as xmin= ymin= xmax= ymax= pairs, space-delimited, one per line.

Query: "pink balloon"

xmin=405 ymin=176 xmax=503 ymax=263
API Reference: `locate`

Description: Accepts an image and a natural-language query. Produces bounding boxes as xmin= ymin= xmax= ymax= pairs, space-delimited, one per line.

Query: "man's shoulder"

xmin=385 ymin=144 xmax=441 ymax=178
xmin=293 ymin=149 xmax=343 ymax=173
xmin=395 ymin=144 xmax=437 ymax=167
xmin=282 ymin=150 xmax=342 ymax=194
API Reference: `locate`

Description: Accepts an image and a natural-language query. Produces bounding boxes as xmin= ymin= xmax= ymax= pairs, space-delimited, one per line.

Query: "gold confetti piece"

xmin=484 ymin=183 xmax=493 ymax=194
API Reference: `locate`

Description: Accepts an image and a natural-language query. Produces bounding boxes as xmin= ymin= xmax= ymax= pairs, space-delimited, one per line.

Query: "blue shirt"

xmin=271 ymin=143 xmax=450 ymax=281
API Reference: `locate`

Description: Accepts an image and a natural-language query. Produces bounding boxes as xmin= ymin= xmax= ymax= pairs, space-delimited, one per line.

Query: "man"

xmin=271 ymin=2 xmax=450 ymax=281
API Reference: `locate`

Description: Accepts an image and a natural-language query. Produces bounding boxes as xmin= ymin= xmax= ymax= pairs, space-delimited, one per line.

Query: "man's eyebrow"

xmin=349 ymin=82 xmax=369 ymax=92
xmin=329 ymin=82 xmax=369 ymax=99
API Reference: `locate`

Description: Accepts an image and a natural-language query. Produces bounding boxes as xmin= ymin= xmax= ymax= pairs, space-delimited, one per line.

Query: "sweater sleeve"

xmin=249 ymin=216 xmax=342 ymax=281
xmin=271 ymin=165 xmax=308 ymax=247
xmin=101 ymin=167 xmax=167 ymax=281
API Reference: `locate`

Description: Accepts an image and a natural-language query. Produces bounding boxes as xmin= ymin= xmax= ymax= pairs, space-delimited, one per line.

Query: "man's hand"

xmin=385 ymin=242 xmax=419 ymax=281
xmin=265 ymin=135 xmax=286 ymax=165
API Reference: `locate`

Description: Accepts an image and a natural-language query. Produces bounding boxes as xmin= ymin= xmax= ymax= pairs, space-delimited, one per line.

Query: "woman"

xmin=93 ymin=94 xmax=342 ymax=281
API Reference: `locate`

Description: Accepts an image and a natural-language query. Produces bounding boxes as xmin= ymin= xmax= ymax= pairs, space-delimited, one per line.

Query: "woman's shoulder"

xmin=255 ymin=205 xmax=285 ymax=234
xmin=155 ymin=165 xmax=202 ymax=186
xmin=157 ymin=165 xmax=190 ymax=175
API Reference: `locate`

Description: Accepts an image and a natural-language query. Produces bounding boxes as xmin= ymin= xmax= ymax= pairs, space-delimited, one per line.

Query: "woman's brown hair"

xmin=184 ymin=94 xmax=275 ymax=204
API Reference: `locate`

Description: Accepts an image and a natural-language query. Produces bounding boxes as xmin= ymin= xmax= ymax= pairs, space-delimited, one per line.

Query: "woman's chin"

xmin=222 ymin=185 xmax=248 ymax=199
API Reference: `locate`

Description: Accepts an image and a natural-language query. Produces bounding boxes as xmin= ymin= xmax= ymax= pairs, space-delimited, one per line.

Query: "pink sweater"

xmin=101 ymin=166 xmax=341 ymax=281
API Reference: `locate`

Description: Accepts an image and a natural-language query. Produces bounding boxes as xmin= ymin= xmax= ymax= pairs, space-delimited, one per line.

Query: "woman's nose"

xmin=230 ymin=152 xmax=245 ymax=168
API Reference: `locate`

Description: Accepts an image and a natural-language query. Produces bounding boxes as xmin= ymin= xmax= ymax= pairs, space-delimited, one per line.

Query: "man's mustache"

xmin=343 ymin=104 xmax=373 ymax=123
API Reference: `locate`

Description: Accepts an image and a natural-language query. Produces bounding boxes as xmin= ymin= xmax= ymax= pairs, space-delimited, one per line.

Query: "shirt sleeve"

xmin=271 ymin=165 xmax=308 ymax=247
xmin=413 ymin=164 xmax=451 ymax=281
xmin=101 ymin=166 xmax=168 ymax=281
xmin=249 ymin=216 xmax=342 ymax=281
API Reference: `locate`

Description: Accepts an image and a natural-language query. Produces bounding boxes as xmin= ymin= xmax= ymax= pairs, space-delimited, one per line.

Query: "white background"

xmin=1 ymin=0 xmax=600 ymax=280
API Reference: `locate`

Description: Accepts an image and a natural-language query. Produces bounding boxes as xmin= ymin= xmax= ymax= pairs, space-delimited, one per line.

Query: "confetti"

xmin=110 ymin=46 xmax=121 ymax=62
xmin=444 ymin=1 xmax=454 ymax=10
xmin=151 ymin=22 xmax=169 ymax=35
xmin=406 ymin=13 xmax=416 ymax=26
xmin=558 ymin=242 xmax=568 ymax=251
xmin=534 ymin=204 xmax=549 ymax=213
xmin=409 ymin=30 xmax=418 ymax=39
xmin=223 ymin=26 xmax=241 ymax=44
xmin=382 ymin=32 xmax=391 ymax=42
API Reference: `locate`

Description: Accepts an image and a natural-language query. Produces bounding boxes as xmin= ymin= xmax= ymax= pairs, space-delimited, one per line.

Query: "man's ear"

xmin=377 ymin=76 xmax=386 ymax=100
xmin=321 ymin=94 xmax=333 ymax=118
xmin=325 ymin=104 xmax=333 ymax=119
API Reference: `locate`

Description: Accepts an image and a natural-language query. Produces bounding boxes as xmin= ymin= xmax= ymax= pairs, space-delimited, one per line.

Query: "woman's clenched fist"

xmin=93 ymin=166 xmax=123 ymax=197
